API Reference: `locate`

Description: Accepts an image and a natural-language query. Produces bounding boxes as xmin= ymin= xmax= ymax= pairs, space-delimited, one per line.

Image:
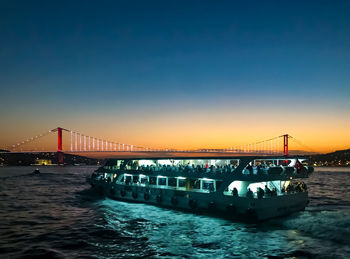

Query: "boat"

xmin=87 ymin=155 xmax=314 ymax=221
xmin=32 ymin=168 xmax=40 ymax=174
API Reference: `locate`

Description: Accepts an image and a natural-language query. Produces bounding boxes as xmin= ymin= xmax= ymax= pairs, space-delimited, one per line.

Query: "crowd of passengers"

xmin=244 ymin=162 xmax=279 ymax=175
xmin=104 ymin=161 xmax=283 ymax=175
xmin=126 ymin=163 xmax=239 ymax=174
xmin=230 ymin=181 xmax=307 ymax=199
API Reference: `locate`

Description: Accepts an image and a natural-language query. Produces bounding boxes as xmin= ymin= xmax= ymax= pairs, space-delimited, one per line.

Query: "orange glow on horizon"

xmin=1 ymin=106 xmax=349 ymax=154
xmin=1 ymin=123 xmax=349 ymax=154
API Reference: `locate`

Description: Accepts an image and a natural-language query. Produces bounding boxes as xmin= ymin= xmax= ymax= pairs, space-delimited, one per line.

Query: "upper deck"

xmin=99 ymin=155 xmax=313 ymax=182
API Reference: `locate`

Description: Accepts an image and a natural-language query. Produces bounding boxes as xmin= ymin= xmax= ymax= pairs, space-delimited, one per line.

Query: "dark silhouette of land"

xmin=0 ymin=149 xmax=349 ymax=166
xmin=308 ymin=149 xmax=350 ymax=166
xmin=0 ymin=152 xmax=101 ymax=166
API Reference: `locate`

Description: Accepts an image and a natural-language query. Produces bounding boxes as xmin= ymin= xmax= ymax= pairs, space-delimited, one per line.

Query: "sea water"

xmin=0 ymin=166 xmax=349 ymax=258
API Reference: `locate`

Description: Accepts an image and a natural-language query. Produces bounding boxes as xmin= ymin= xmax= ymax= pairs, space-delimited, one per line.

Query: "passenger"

xmin=217 ymin=166 xmax=222 ymax=174
xmin=232 ymin=187 xmax=238 ymax=197
xmin=246 ymin=164 xmax=253 ymax=174
xmin=229 ymin=164 xmax=233 ymax=172
xmin=281 ymin=186 xmax=286 ymax=193
xmin=246 ymin=188 xmax=254 ymax=198
xmin=301 ymin=182 xmax=307 ymax=191
xmin=272 ymin=188 xmax=277 ymax=196
xmin=209 ymin=183 xmax=214 ymax=192
xmin=206 ymin=166 xmax=211 ymax=173
xmin=257 ymin=163 xmax=263 ymax=174
xmin=253 ymin=165 xmax=258 ymax=174
xmin=224 ymin=165 xmax=229 ymax=173
xmin=296 ymin=182 xmax=304 ymax=192
xmin=286 ymin=184 xmax=294 ymax=193
xmin=265 ymin=185 xmax=272 ymax=196
xmin=210 ymin=165 xmax=215 ymax=173
xmin=257 ymin=187 xmax=264 ymax=198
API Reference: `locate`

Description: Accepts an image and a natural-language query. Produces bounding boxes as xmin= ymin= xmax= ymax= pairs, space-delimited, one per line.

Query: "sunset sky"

xmin=1 ymin=0 xmax=350 ymax=153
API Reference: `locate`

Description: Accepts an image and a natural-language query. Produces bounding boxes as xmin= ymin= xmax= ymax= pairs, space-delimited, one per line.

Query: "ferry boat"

xmin=87 ymin=156 xmax=313 ymax=221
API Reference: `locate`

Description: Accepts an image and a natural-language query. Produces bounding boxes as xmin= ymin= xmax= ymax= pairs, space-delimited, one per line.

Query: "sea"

xmin=0 ymin=166 xmax=349 ymax=259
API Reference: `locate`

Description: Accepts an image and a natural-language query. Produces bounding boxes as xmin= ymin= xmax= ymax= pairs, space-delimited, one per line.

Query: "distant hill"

xmin=288 ymin=150 xmax=320 ymax=155
xmin=0 ymin=152 xmax=102 ymax=166
xmin=308 ymin=148 xmax=350 ymax=166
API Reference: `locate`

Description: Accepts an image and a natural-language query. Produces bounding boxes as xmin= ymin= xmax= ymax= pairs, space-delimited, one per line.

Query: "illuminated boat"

xmin=87 ymin=156 xmax=313 ymax=221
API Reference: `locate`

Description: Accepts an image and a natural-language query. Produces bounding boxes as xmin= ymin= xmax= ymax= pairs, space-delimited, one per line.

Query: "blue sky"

xmin=1 ymin=0 xmax=350 ymax=151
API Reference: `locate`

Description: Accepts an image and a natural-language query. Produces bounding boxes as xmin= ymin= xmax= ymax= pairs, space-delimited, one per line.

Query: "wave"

xmin=282 ymin=210 xmax=350 ymax=245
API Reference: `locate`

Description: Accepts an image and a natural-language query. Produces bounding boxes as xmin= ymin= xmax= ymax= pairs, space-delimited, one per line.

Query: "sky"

xmin=0 ymin=0 xmax=350 ymax=153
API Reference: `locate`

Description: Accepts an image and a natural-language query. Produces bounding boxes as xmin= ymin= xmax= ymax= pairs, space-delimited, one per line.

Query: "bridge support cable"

xmin=8 ymin=130 xmax=52 ymax=151
xmin=289 ymin=136 xmax=316 ymax=154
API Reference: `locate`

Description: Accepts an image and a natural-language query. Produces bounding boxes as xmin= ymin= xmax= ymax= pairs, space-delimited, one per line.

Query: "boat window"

xmin=125 ymin=175 xmax=132 ymax=184
xmin=157 ymin=177 xmax=167 ymax=186
xmin=168 ymin=178 xmax=176 ymax=187
xmin=149 ymin=176 xmax=157 ymax=185
xmin=139 ymin=175 xmax=148 ymax=184
xmin=202 ymin=180 xmax=215 ymax=191
xmin=190 ymin=179 xmax=200 ymax=189
xmin=177 ymin=178 xmax=186 ymax=188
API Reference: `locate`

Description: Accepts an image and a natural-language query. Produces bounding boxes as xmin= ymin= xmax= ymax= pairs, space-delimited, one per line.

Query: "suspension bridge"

xmin=1 ymin=126 xmax=306 ymax=164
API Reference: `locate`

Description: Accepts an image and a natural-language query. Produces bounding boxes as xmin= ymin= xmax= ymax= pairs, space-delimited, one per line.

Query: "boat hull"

xmin=89 ymin=178 xmax=308 ymax=221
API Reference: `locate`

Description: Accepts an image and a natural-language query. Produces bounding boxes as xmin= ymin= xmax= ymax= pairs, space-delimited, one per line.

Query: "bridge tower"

xmin=57 ymin=127 xmax=63 ymax=152
xmin=283 ymin=134 xmax=289 ymax=156
xmin=57 ymin=127 xmax=64 ymax=165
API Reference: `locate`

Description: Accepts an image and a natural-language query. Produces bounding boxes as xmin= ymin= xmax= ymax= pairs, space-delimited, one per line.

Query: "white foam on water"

xmin=282 ymin=210 xmax=350 ymax=245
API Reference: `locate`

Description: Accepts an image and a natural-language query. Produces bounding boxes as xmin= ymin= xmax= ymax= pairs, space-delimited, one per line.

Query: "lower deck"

xmin=89 ymin=177 xmax=308 ymax=221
